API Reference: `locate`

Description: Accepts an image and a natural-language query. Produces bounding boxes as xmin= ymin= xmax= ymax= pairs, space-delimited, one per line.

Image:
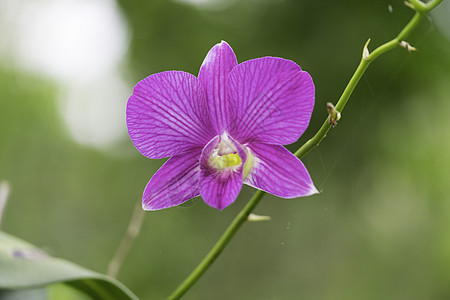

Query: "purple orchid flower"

xmin=127 ymin=41 xmax=318 ymax=211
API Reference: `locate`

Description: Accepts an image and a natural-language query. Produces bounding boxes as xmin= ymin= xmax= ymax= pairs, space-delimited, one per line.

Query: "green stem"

xmin=296 ymin=0 xmax=443 ymax=158
xmin=167 ymin=190 xmax=266 ymax=300
xmin=167 ymin=1 xmax=443 ymax=298
xmin=107 ymin=202 xmax=145 ymax=278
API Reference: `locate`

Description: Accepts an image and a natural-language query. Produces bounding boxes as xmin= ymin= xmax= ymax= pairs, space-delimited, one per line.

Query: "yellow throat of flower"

xmin=208 ymin=133 xmax=254 ymax=178
xmin=211 ymin=153 xmax=242 ymax=169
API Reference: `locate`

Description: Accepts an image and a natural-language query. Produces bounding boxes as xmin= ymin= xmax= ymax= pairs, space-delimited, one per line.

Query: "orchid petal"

xmin=244 ymin=143 xmax=318 ymax=198
xmin=227 ymin=57 xmax=315 ymax=145
xmin=199 ymin=135 xmax=247 ymax=210
xmin=198 ymin=41 xmax=238 ymax=134
xmin=142 ymin=148 xmax=202 ymax=210
xmin=127 ymin=71 xmax=215 ymax=159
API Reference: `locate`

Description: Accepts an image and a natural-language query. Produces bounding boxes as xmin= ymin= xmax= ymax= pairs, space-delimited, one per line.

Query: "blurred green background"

xmin=1 ymin=0 xmax=449 ymax=299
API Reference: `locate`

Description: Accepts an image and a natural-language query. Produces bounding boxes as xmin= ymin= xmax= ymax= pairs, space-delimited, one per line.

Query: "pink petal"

xmin=198 ymin=41 xmax=238 ymax=134
xmin=142 ymin=149 xmax=202 ymax=210
xmin=127 ymin=71 xmax=216 ymax=159
xmin=227 ymin=57 xmax=315 ymax=145
xmin=199 ymin=135 xmax=247 ymax=210
xmin=244 ymin=143 xmax=318 ymax=198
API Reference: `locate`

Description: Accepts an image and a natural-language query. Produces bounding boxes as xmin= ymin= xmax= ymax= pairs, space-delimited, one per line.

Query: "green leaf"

xmin=0 ymin=288 xmax=47 ymax=300
xmin=0 ymin=231 xmax=138 ymax=300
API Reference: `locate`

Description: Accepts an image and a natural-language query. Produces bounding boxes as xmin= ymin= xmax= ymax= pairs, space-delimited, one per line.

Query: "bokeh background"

xmin=1 ymin=0 xmax=450 ymax=299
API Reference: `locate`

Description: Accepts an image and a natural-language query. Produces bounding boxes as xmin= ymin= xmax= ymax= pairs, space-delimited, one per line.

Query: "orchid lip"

xmin=209 ymin=151 xmax=242 ymax=170
xmin=207 ymin=133 xmax=254 ymax=178
xmin=208 ymin=133 xmax=241 ymax=172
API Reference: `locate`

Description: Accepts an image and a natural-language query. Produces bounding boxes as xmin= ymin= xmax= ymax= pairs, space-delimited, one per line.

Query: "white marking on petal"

xmin=307 ymin=184 xmax=320 ymax=196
